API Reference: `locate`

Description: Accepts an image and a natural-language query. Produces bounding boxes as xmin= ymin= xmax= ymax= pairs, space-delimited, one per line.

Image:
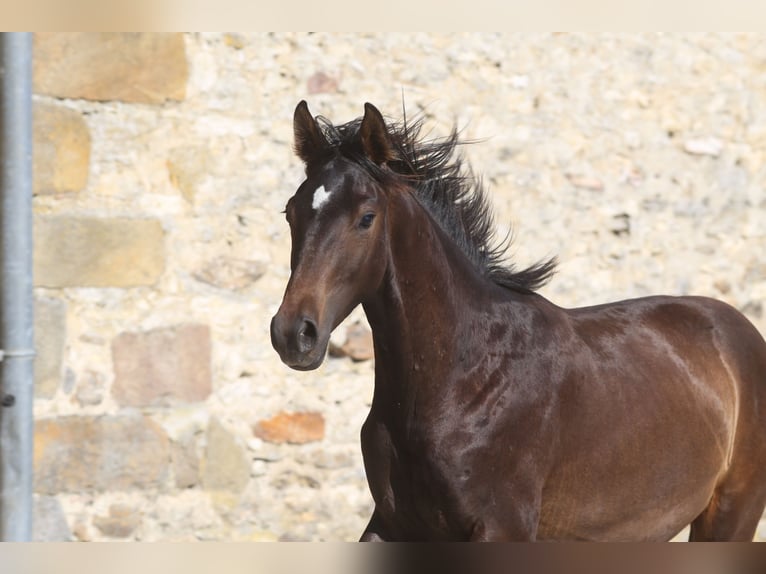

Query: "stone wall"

xmin=29 ymin=33 xmax=766 ymax=541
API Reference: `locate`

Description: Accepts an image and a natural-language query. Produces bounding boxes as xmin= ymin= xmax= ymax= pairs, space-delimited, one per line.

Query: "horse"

xmin=270 ymin=100 xmax=766 ymax=541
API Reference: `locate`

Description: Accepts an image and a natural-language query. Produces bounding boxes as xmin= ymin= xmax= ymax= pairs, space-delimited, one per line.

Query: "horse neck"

xmin=362 ymin=189 xmax=497 ymax=403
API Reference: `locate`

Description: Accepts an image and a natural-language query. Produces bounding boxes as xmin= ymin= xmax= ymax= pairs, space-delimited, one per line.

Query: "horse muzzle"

xmin=270 ymin=312 xmax=326 ymax=371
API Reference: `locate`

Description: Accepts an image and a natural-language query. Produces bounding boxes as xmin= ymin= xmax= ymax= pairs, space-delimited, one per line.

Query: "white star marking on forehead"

xmin=312 ymin=185 xmax=332 ymax=211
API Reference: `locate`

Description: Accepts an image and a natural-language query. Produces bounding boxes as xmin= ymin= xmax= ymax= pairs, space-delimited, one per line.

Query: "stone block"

xmin=166 ymin=145 xmax=212 ymax=203
xmin=33 ymin=33 xmax=187 ymax=103
xmin=34 ymin=296 xmax=66 ymax=399
xmin=34 ymin=414 xmax=169 ymax=494
xmin=253 ymin=411 xmax=325 ymax=445
xmin=201 ymin=417 xmax=250 ymax=494
xmin=93 ymin=504 xmax=141 ymax=538
xmin=33 ymin=103 xmax=90 ymax=195
xmin=171 ymin=436 xmax=200 ymax=489
xmin=112 ymin=323 xmax=212 ymax=408
xmin=74 ymin=370 xmax=106 ymax=406
xmin=328 ymin=321 xmax=374 ymax=362
xmin=192 ymin=256 xmax=267 ymax=291
xmin=34 ymin=217 xmax=165 ymax=288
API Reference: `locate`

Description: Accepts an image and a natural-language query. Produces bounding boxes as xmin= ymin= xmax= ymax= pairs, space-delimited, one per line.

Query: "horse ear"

xmin=293 ymin=100 xmax=327 ymax=164
xmin=360 ymin=102 xmax=395 ymax=165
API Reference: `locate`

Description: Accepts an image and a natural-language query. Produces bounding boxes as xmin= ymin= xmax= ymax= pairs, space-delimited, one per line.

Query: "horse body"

xmin=271 ymin=101 xmax=766 ymax=541
xmin=359 ymin=189 xmax=764 ymax=541
xmin=541 ymin=297 xmax=745 ymax=541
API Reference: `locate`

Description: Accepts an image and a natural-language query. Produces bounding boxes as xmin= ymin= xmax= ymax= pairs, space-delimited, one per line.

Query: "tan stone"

xmin=34 ymin=414 xmax=169 ymax=494
xmin=111 ymin=324 xmax=212 ymax=408
xmin=34 ymin=297 xmax=66 ymax=399
xmin=192 ymin=257 xmax=267 ymax=291
xmin=72 ymin=522 xmax=91 ymax=542
xmin=171 ymin=436 xmax=200 ymax=489
xmin=34 ymin=217 xmax=165 ymax=287
xmin=253 ymin=411 xmax=325 ymax=445
xmin=33 ymin=103 xmax=90 ymax=195
xmin=328 ymin=322 xmax=374 ymax=362
xmin=201 ymin=417 xmax=250 ymax=494
xmin=74 ymin=370 xmax=106 ymax=407
xmin=166 ymin=145 xmax=212 ymax=203
xmin=33 ymin=33 xmax=187 ymax=103
xmin=93 ymin=504 xmax=141 ymax=538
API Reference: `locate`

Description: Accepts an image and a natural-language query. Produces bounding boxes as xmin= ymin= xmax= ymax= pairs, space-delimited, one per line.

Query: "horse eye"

xmin=359 ymin=213 xmax=376 ymax=229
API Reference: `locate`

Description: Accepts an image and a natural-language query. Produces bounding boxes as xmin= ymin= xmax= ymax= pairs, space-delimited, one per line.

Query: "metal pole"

xmin=0 ymin=32 xmax=34 ymax=542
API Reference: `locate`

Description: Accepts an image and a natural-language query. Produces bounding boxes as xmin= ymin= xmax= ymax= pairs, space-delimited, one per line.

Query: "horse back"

xmin=569 ymin=294 xmax=766 ymax=463
xmin=567 ymin=294 xmax=766 ymax=404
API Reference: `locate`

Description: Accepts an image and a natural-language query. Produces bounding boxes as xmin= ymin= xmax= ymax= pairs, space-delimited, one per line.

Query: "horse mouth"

xmin=272 ymin=339 xmax=328 ymax=371
xmin=282 ymin=347 xmax=327 ymax=371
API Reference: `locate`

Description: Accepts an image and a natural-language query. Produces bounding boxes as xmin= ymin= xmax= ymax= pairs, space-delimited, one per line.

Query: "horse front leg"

xmin=359 ymin=508 xmax=388 ymax=541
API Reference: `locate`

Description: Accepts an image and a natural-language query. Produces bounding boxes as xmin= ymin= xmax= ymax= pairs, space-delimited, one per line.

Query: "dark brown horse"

xmin=270 ymin=101 xmax=766 ymax=541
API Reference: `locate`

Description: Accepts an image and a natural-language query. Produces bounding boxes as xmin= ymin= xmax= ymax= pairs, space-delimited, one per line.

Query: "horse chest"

xmin=361 ymin=416 xmax=476 ymax=538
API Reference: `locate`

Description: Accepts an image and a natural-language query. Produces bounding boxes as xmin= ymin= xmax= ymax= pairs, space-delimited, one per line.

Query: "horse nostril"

xmin=297 ymin=318 xmax=318 ymax=353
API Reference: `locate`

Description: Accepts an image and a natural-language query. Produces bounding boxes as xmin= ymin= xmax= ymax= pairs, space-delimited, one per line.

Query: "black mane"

xmin=315 ymin=111 xmax=557 ymax=294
